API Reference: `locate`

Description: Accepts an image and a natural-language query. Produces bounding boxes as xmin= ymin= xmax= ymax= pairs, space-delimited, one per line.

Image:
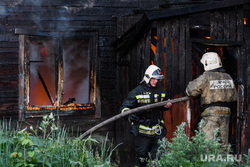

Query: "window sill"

xmin=25 ymin=103 xmax=95 ymax=118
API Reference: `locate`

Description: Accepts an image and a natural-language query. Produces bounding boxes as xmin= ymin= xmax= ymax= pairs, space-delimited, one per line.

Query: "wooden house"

xmin=0 ymin=0 xmax=250 ymax=166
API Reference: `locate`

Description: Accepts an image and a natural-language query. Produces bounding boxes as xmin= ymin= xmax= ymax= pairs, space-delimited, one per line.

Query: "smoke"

xmin=63 ymin=39 xmax=90 ymax=104
xmin=0 ymin=6 xmax=7 ymax=15
xmin=8 ymin=0 xmax=95 ymax=30
xmin=8 ymin=0 xmax=43 ymax=7
xmin=63 ymin=0 xmax=95 ymax=13
xmin=29 ymin=40 xmax=56 ymax=106
xmin=8 ymin=0 xmax=24 ymax=7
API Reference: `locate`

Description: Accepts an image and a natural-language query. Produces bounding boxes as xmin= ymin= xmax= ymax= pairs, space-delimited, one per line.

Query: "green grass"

xmin=2 ymin=114 xmax=249 ymax=167
xmin=0 ymin=113 xmax=119 ymax=167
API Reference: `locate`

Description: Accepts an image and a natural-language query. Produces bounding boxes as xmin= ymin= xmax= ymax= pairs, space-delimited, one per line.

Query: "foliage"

xmin=0 ymin=113 xmax=120 ymax=167
xmin=0 ymin=119 xmax=19 ymax=166
xmin=147 ymin=121 xmax=249 ymax=167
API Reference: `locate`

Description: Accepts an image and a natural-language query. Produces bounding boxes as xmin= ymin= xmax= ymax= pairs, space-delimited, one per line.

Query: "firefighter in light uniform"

xmin=186 ymin=52 xmax=237 ymax=150
xmin=120 ymin=65 xmax=172 ymax=167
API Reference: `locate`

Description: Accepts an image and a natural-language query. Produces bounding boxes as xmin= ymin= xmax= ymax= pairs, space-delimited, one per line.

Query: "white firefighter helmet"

xmin=142 ymin=65 xmax=164 ymax=84
xmin=200 ymin=52 xmax=222 ymax=71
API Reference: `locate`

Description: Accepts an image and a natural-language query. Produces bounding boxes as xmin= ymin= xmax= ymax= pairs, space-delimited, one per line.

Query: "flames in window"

xmin=244 ymin=18 xmax=248 ymax=25
xmin=29 ymin=40 xmax=56 ymax=106
xmin=29 ymin=39 xmax=90 ymax=108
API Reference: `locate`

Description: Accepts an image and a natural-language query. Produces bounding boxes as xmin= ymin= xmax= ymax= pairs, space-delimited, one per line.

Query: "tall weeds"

xmin=0 ymin=119 xmax=19 ymax=166
xmin=0 ymin=113 xmax=119 ymax=167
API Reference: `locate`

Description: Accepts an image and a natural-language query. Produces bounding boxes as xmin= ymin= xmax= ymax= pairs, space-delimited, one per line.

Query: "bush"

xmin=147 ymin=121 xmax=249 ymax=167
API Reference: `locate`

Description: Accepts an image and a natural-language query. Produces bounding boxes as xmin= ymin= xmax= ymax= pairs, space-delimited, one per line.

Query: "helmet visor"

xmin=151 ymin=69 xmax=164 ymax=79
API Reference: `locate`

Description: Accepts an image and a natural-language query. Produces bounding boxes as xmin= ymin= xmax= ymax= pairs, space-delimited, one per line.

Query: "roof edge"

xmin=146 ymin=0 xmax=250 ymax=21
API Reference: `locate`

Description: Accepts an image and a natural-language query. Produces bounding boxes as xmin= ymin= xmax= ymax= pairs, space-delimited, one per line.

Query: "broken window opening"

xmin=28 ymin=39 xmax=91 ymax=108
xmin=29 ymin=40 xmax=56 ymax=107
xmin=17 ymin=30 xmax=99 ymax=120
xmin=62 ymin=39 xmax=90 ymax=105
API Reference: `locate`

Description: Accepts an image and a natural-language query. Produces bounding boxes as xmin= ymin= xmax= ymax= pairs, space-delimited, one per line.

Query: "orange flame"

xmin=244 ymin=18 xmax=248 ymax=25
xmin=41 ymin=46 xmax=48 ymax=56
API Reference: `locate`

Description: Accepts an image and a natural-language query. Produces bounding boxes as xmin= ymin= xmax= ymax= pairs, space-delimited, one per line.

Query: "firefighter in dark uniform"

xmin=120 ymin=65 xmax=172 ymax=167
xmin=186 ymin=52 xmax=237 ymax=150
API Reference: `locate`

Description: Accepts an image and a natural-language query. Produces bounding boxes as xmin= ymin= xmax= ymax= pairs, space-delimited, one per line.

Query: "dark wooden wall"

xmin=243 ymin=3 xmax=250 ymax=157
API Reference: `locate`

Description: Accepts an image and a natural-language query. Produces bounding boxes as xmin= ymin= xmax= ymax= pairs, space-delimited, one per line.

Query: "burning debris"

xmin=63 ymin=98 xmax=76 ymax=105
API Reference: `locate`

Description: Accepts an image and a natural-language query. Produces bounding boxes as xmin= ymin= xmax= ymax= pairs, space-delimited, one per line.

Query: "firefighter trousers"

xmin=134 ymin=132 xmax=164 ymax=167
xmin=202 ymin=115 xmax=230 ymax=149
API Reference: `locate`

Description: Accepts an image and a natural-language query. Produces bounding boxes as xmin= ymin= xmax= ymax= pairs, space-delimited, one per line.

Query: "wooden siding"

xmin=210 ymin=7 xmax=244 ymax=42
xmin=242 ymin=4 xmax=250 ymax=155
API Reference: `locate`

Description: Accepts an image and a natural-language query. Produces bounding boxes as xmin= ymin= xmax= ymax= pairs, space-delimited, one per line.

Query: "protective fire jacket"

xmin=120 ymin=82 xmax=168 ymax=136
xmin=186 ymin=68 xmax=237 ymax=116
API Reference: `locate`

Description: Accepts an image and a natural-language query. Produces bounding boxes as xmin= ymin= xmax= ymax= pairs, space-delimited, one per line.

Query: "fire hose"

xmin=79 ymin=96 xmax=192 ymax=139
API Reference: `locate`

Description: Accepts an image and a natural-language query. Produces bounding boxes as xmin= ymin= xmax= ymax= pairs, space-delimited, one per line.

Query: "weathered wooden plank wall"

xmin=210 ymin=6 xmax=248 ymax=154
xmin=159 ymin=17 xmax=191 ymax=139
xmin=210 ymin=7 xmax=244 ymax=42
xmin=245 ymin=25 xmax=250 ymax=157
xmin=242 ymin=4 xmax=250 ymax=155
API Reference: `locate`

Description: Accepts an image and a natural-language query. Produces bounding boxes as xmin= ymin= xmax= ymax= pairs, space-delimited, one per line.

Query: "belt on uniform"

xmin=138 ymin=124 xmax=163 ymax=135
xmin=201 ymin=110 xmax=231 ymax=116
xmin=202 ymin=102 xmax=230 ymax=110
xmin=139 ymin=119 xmax=164 ymax=127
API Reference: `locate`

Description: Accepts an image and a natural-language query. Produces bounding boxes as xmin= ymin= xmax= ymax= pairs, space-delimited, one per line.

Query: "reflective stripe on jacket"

xmin=120 ymin=82 xmax=168 ymax=135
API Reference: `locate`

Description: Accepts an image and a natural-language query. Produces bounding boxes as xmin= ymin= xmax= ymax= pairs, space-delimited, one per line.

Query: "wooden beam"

xmin=15 ymin=28 xmax=97 ymax=37
xmin=165 ymin=21 xmax=173 ymax=97
xmin=146 ymin=0 xmax=250 ymax=21
xmin=113 ymin=14 xmax=149 ymax=54
xmin=191 ymin=38 xmax=243 ymax=46
xmin=18 ymin=35 xmax=27 ymax=122
xmin=37 ymin=70 xmax=54 ymax=105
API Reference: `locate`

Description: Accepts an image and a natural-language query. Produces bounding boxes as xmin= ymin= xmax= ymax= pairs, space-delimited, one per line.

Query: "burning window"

xmin=29 ymin=39 xmax=90 ymax=106
xmin=29 ymin=40 xmax=57 ymax=106
xmin=62 ymin=40 xmax=90 ymax=104
xmin=17 ymin=30 xmax=99 ymax=121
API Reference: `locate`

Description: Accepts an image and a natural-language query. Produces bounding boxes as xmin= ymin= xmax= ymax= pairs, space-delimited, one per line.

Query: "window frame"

xmin=17 ymin=29 xmax=100 ymax=121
